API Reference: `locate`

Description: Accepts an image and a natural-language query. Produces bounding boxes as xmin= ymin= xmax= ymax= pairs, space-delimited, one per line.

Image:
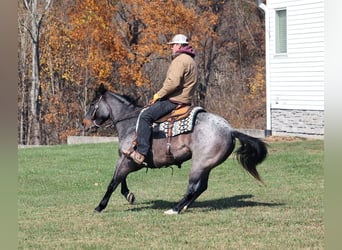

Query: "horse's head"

xmin=82 ymin=84 xmax=111 ymax=132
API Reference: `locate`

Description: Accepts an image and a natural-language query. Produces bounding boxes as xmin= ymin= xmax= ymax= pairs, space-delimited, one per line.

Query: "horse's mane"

xmin=121 ymin=93 xmax=142 ymax=107
xmin=96 ymin=83 xmax=143 ymax=108
xmin=108 ymin=91 xmax=143 ymax=108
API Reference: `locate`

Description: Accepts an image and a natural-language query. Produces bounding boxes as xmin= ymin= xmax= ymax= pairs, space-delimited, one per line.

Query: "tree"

xmin=18 ymin=0 xmax=266 ymax=144
xmin=37 ymin=0 xmax=218 ymax=143
xmin=18 ymin=1 xmax=30 ymax=145
xmin=20 ymin=0 xmax=52 ymax=145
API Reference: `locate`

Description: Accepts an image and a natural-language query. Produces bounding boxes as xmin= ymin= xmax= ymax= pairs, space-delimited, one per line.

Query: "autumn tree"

xmin=200 ymin=0 xmax=266 ymax=129
xmin=65 ymin=0 xmax=218 ymax=92
xmin=36 ymin=0 xmax=218 ymax=143
xmin=18 ymin=0 xmax=266 ymax=145
xmin=18 ymin=0 xmax=52 ymax=145
xmin=18 ymin=1 xmax=30 ymax=145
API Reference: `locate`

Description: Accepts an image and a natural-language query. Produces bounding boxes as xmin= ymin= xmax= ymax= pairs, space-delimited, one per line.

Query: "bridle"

xmin=89 ymin=95 xmax=102 ymax=127
xmin=90 ymin=94 xmax=141 ymax=129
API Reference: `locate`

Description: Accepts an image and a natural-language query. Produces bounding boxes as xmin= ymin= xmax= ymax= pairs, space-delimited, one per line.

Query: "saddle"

xmin=155 ymin=106 xmax=204 ymax=137
xmin=154 ymin=105 xmax=205 ymax=163
xmin=128 ymin=105 xmax=205 ymax=165
xmin=155 ymin=105 xmax=193 ymax=123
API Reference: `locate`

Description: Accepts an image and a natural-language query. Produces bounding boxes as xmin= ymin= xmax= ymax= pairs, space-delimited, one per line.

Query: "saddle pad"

xmin=157 ymin=107 xmax=205 ymax=137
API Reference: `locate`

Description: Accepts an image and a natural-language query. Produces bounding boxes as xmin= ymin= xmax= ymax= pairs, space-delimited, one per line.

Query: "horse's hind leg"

xmin=165 ymin=170 xmax=210 ymax=214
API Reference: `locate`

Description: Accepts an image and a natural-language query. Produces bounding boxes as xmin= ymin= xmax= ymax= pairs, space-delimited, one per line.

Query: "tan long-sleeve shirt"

xmin=156 ymin=52 xmax=198 ymax=104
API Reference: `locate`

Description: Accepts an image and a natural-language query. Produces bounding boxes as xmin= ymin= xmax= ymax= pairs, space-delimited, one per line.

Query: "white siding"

xmin=268 ymin=0 xmax=324 ymax=110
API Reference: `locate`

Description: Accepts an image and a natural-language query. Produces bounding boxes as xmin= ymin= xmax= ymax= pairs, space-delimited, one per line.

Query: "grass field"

xmin=18 ymin=138 xmax=324 ymax=249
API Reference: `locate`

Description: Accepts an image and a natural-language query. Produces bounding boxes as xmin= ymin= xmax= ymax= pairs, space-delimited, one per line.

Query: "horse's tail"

xmin=231 ymin=131 xmax=268 ymax=185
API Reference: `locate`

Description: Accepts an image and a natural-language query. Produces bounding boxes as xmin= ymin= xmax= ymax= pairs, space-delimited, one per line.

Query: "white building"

xmin=258 ymin=0 xmax=324 ymax=138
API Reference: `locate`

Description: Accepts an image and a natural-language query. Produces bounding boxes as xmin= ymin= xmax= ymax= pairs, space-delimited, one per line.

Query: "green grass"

xmin=18 ymin=139 xmax=324 ymax=249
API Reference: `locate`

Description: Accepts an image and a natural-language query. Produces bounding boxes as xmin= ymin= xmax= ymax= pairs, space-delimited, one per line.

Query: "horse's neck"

xmin=106 ymin=92 xmax=141 ymax=142
xmin=115 ymin=116 xmax=138 ymax=141
xmin=112 ymin=105 xmax=140 ymax=142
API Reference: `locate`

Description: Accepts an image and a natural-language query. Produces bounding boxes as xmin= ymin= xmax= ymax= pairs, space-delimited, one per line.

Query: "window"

xmin=275 ymin=9 xmax=287 ymax=54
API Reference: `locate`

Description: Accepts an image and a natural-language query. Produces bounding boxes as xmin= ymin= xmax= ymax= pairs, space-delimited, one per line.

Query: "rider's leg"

xmin=136 ymin=99 xmax=178 ymax=156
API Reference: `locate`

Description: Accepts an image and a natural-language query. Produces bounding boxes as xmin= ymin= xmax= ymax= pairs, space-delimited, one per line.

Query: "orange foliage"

xmin=240 ymin=63 xmax=266 ymax=128
xmin=245 ymin=64 xmax=266 ymax=103
xmin=30 ymin=0 xmax=266 ymax=144
xmin=64 ymin=0 xmax=218 ymax=87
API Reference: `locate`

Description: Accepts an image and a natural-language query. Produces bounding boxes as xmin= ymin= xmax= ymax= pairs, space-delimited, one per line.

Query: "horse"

xmin=82 ymin=84 xmax=268 ymax=214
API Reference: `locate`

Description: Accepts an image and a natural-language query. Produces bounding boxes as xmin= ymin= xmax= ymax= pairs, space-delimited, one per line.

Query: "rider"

xmin=123 ymin=34 xmax=198 ymax=165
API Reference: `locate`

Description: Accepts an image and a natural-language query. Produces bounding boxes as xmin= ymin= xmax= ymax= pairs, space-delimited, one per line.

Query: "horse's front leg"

xmin=95 ymin=176 xmax=120 ymax=212
xmin=94 ymin=157 xmax=130 ymax=213
xmin=121 ymin=178 xmax=135 ymax=204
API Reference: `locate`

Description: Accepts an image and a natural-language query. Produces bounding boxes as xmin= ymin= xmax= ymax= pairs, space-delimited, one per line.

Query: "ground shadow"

xmin=128 ymin=194 xmax=284 ymax=212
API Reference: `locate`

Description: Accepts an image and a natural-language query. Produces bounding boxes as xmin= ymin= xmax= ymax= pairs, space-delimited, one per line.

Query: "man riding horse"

xmin=82 ymin=35 xmax=267 ymax=214
xmin=123 ymin=34 xmax=198 ymax=165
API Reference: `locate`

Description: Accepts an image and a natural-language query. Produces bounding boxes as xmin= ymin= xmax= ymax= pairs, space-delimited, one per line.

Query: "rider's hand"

xmin=148 ymin=93 xmax=159 ymax=105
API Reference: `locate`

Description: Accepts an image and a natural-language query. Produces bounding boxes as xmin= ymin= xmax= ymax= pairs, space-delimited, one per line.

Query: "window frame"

xmin=275 ymin=8 xmax=288 ymax=55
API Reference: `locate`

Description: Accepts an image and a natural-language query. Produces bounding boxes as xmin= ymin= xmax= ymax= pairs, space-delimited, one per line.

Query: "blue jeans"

xmin=136 ymin=99 xmax=178 ymax=155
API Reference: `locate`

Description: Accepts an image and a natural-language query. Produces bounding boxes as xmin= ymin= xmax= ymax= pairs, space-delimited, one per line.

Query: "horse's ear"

xmin=134 ymin=96 xmax=141 ymax=104
xmin=98 ymin=83 xmax=107 ymax=95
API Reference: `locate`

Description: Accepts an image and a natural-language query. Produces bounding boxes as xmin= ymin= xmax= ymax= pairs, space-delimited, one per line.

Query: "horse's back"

xmin=193 ymin=111 xmax=234 ymax=139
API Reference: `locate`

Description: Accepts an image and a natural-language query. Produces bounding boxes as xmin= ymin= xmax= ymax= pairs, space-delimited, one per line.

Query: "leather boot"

xmin=122 ymin=149 xmax=145 ymax=165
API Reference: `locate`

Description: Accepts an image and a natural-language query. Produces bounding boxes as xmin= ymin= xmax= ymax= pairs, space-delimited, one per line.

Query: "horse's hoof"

xmin=164 ymin=209 xmax=179 ymax=215
xmin=94 ymin=206 xmax=102 ymax=213
xmin=127 ymin=192 xmax=135 ymax=204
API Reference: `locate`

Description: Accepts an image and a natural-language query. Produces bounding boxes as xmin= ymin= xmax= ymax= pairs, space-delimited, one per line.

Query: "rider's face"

xmin=171 ymin=43 xmax=181 ymax=55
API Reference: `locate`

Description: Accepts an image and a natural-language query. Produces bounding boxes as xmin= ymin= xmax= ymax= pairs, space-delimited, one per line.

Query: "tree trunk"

xmin=29 ymin=0 xmax=41 ymax=145
xmin=197 ymin=37 xmax=216 ymax=107
xmin=18 ymin=9 xmax=29 ymax=145
xmin=22 ymin=0 xmax=52 ymax=144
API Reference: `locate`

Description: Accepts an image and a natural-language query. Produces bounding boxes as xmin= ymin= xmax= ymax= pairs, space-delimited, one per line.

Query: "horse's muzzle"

xmin=82 ymin=118 xmax=98 ymax=133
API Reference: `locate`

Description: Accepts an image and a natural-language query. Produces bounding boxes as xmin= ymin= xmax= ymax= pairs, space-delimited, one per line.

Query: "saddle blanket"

xmin=156 ymin=107 xmax=205 ymax=137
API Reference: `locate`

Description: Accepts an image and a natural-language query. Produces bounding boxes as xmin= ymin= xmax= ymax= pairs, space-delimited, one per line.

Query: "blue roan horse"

xmin=83 ymin=84 xmax=268 ymax=214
